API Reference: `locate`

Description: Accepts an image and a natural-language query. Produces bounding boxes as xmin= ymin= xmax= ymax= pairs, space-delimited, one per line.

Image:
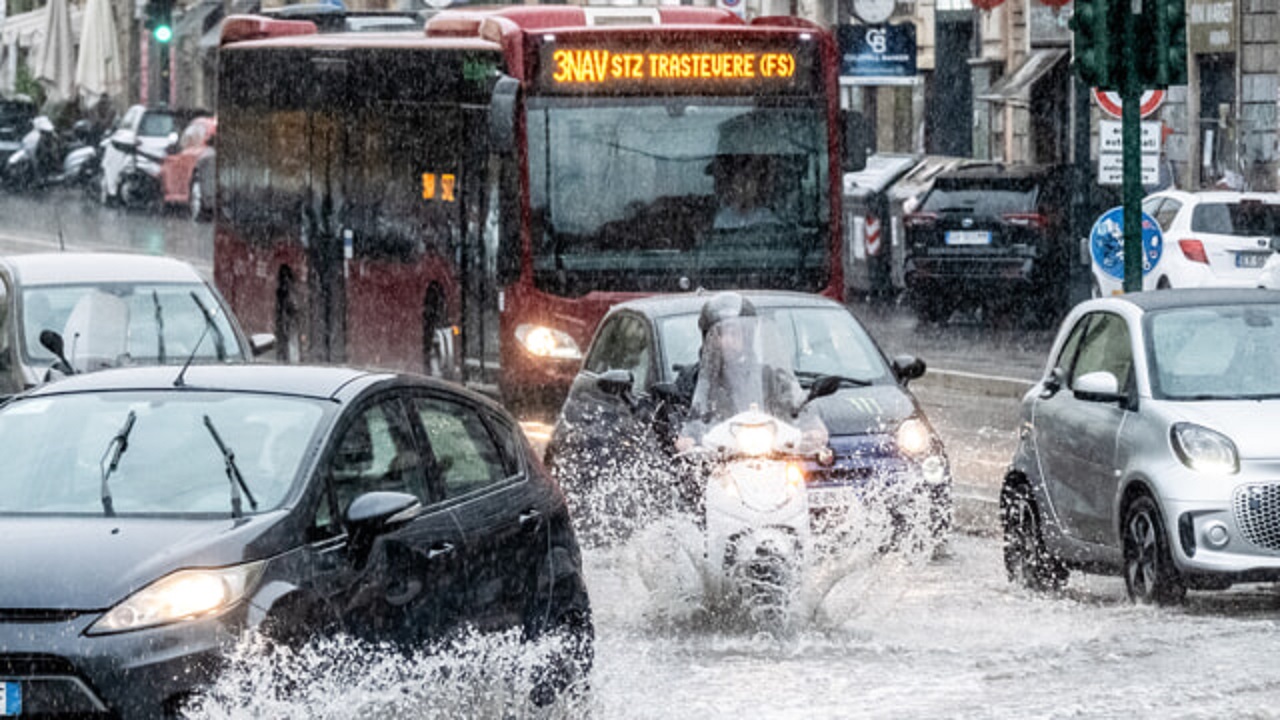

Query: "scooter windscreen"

xmin=686 ymin=314 xmax=827 ymax=454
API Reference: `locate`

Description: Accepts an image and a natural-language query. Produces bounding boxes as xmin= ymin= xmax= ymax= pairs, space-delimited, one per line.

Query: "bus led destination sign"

xmin=551 ymin=50 xmax=797 ymax=83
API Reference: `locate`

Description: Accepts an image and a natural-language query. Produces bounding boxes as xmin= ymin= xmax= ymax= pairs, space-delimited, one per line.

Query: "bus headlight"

xmin=515 ymin=324 xmax=582 ymax=360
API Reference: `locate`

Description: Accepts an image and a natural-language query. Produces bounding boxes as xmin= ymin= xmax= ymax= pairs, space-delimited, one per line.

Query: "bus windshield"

xmin=528 ymin=99 xmax=830 ymax=296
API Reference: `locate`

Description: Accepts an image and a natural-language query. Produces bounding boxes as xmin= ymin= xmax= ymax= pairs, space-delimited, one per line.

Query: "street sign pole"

xmin=1121 ymin=0 xmax=1143 ymax=293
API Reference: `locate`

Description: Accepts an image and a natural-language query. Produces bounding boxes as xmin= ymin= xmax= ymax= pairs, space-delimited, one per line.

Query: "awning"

xmin=977 ymin=48 xmax=1068 ymax=107
xmin=0 ymin=4 xmax=82 ymax=49
xmin=174 ymin=1 xmax=222 ymax=41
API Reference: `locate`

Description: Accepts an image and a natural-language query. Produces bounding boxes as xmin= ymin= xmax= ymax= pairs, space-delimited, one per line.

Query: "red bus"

xmin=215 ymin=7 xmax=860 ymax=413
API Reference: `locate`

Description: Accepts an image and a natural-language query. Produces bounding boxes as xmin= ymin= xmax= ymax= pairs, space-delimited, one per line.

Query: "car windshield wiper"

xmin=203 ymin=415 xmax=258 ymax=518
xmin=189 ymin=292 xmax=226 ymax=362
xmin=99 ymin=410 xmax=137 ymax=517
xmin=152 ymin=290 xmax=165 ymax=364
xmin=794 ymin=370 xmax=873 ymax=388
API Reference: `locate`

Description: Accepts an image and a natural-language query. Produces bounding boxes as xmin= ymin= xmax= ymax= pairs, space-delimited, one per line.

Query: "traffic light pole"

xmin=1121 ymin=0 xmax=1143 ymax=293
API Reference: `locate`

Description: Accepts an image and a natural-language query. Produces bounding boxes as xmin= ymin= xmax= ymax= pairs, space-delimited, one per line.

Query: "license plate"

xmin=945 ymin=230 xmax=991 ymax=246
xmin=1236 ymin=251 xmax=1270 ymax=268
xmin=1 ymin=681 xmax=20 ymax=716
xmin=808 ymin=486 xmax=861 ymax=508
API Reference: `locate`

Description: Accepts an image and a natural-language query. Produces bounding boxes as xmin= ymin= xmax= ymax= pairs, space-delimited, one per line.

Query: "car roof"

xmin=1147 ymin=189 xmax=1280 ymax=204
xmin=933 ymin=163 xmax=1062 ymax=183
xmin=20 ymin=364 xmax=391 ymax=401
xmin=1 ymin=253 xmax=208 ymax=286
xmin=609 ymin=290 xmax=846 ymax=320
xmin=1113 ymin=288 xmax=1280 ymax=313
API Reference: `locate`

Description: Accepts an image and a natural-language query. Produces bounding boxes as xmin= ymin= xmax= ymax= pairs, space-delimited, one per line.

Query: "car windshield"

xmin=1189 ymin=201 xmax=1280 ymax=236
xmin=657 ymin=306 xmax=892 ymax=385
xmin=920 ymin=183 xmax=1039 ymax=215
xmin=20 ymin=282 xmax=244 ymax=370
xmin=0 ymin=391 xmax=326 ymax=516
xmin=138 ymin=112 xmax=176 ymax=138
xmin=1147 ymin=303 xmax=1280 ymax=400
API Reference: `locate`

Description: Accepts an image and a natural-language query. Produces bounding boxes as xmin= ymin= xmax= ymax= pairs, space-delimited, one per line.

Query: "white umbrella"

xmin=75 ymin=0 xmax=122 ymax=108
xmin=34 ymin=0 xmax=75 ymax=105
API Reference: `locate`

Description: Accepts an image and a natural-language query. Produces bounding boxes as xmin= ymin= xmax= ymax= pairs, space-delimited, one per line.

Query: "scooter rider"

xmin=674 ymin=292 xmax=811 ymax=452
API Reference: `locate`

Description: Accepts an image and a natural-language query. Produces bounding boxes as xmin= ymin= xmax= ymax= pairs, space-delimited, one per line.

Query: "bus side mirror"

xmin=840 ymin=109 xmax=868 ymax=173
xmin=490 ymin=75 xmax=521 ymax=156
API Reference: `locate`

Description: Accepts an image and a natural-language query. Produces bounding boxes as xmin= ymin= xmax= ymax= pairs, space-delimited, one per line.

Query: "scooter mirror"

xmin=596 ymin=369 xmax=634 ymax=398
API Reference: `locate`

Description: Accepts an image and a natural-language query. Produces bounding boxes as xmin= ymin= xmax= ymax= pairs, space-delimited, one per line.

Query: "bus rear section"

xmin=215 ymin=26 xmax=505 ymax=384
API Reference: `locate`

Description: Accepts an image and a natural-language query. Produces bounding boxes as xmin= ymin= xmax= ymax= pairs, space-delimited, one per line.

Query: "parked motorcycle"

xmin=4 ymin=117 xmax=103 ymax=194
xmin=106 ymin=133 xmax=170 ymax=209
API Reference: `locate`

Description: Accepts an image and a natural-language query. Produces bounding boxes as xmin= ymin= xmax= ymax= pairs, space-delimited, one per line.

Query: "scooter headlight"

xmin=515 ymin=324 xmax=582 ymax=360
xmin=731 ymin=420 xmax=776 ymax=456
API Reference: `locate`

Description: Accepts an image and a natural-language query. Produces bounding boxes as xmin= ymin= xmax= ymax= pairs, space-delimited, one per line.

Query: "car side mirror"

xmin=345 ymin=491 xmax=421 ymax=562
xmin=596 ymin=368 xmax=634 ymax=398
xmin=651 ymin=381 xmax=685 ymax=405
xmin=891 ymin=354 xmax=926 ymax=385
xmin=806 ymin=375 xmax=841 ymax=403
xmin=1073 ymin=371 xmax=1126 ymax=405
xmin=249 ymin=333 xmax=276 ymax=357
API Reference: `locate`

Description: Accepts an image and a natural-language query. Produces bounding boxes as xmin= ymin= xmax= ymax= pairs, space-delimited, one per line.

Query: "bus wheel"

xmin=276 ymin=266 xmax=303 ymax=363
xmin=423 ymin=288 xmax=449 ymax=379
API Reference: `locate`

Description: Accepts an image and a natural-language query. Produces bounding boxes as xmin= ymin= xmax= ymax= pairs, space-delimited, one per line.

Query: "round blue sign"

xmin=1090 ymin=206 xmax=1163 ymax=280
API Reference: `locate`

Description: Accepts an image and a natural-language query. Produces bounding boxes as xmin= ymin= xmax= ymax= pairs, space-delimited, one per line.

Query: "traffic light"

xmin=145 ymin=0 xmax=174 ymax=44
xmin=1069 ymin=0 xmax=1118 ymax=90
xmin=1138 ymin=0 xmax=1188 ymax=87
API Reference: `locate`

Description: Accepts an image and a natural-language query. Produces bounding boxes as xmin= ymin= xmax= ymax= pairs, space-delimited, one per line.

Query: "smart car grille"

xmin=1233 ymin=485 xmax=1280 ymax=551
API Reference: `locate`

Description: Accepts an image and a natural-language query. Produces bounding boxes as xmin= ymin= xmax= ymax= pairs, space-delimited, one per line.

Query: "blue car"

xmin=546 ymin=290 xmax=952 ymax=549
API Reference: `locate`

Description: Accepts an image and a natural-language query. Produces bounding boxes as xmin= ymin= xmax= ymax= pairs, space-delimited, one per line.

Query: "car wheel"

xmin=910 ymin=294 xmax=951 ymax=325
xmin=1122 ymin=494 xmax=1185 ymax=605
xmin=1156 ymin=276 xmax=1172 ymax=290
xmin=1001 ymin=482 xmax=1067 ymax=592
xmin=189 ymin=177 xmax=206 ymax=222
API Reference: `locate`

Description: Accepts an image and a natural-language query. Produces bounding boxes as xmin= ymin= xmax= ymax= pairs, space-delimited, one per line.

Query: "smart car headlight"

xmin=896 ymin=417 xmax=933 ymax=456
xmin=1171 ymin=423 xmax=1239 ymax=475
xmin=515 ymin=324 xmax=582 ymax=360
xmin=87 ymin=561 xmax=264 ymax=635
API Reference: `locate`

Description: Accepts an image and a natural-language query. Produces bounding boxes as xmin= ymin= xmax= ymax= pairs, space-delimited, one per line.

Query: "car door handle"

xmin=427 ymin=542 xmax=455 ymax=560
xmin=519 ymin=509 xmax=542 ymax=527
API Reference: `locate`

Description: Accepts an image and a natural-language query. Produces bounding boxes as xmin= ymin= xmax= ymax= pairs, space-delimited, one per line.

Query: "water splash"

xmin=184 ymin=628 xmax=591 ymax=719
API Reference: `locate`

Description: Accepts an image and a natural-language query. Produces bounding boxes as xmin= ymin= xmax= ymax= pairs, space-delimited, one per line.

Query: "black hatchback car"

xmin=903 ymin=164 xmax=1071 ymax=325
xmin=0 ymin=365 xmax=591 ymax=717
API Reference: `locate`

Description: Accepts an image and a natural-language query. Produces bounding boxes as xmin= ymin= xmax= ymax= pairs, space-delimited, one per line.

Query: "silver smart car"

xmin=1002 ymin=288 xmax=1280 ymax=604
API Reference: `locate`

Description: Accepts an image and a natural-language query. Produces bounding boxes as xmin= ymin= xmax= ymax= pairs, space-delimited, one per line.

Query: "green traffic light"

xmin=154 ymin=25 xmax=172 ymax=43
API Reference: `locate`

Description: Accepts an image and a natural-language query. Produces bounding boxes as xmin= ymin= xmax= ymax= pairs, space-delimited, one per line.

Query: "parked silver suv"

xmin=1002 ymin=289 xmax=1280 ymax=604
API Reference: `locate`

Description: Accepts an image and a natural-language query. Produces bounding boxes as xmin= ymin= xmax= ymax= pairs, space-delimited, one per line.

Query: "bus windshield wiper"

xmin=203 ymin=415 xmax=258 ymax=518
xmin=99 ymin=410 xmax=137 ymax=517
xmin=152 ymin=290 xmax=165 ymax=364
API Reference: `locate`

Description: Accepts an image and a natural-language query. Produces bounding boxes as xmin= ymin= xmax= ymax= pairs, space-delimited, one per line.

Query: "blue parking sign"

xmin=1090 ymin=206 xmax=1163 ymax=280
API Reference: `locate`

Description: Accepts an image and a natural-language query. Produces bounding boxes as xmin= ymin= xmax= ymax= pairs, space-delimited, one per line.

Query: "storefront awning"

xmin=977 ymin=48 xmax=1068 ymax=107
xmin=0 ymin=4 xmax=82 ymax=49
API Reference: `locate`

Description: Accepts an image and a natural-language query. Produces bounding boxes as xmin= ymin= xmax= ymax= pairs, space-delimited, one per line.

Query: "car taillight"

xmin=1178 ymin=238 xmax=1209 ymax=264
xmin=905 ymin=212 xmax=937 ymax=228
xmin=1002 ymin=213 xmax=1048 ymax=229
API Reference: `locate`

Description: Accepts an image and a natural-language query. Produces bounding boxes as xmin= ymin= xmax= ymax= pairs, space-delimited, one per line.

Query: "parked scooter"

xmin=106 ymin=133 xmax=170 ymax=209
xmin=4 ymin=117 xmax=103 ymax=194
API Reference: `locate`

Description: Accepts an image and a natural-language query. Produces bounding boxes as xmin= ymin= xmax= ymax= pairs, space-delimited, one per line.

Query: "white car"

xmin=98 ymin=104 xmax=177 ymax=207
xmin=1093 ymin=190 xmax=1280 ymax=296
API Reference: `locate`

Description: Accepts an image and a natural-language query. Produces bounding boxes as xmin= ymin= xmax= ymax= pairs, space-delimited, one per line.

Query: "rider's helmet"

xmin=698 ymin=291 xmax=756 ymax=337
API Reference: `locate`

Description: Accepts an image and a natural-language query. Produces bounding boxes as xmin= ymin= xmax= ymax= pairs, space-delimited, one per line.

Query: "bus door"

xmin=302 ymin=55 xmax=350 ymax=364
xmin=458 ymin=105 xmax=502 ymax=393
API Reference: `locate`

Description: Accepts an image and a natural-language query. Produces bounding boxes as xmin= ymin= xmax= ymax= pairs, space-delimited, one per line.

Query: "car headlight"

xmin=731 ymin=420 xmax=776 ymax=456
xmin=87 ymin=562 xmax=264 ymax=635
xmin=1171 ymin=423 xmax=1239 ymax=475
xmin=896 ymin=417 xmax=933 ymax=456
xmin=515 ymin=324 xmax=582 ymax=360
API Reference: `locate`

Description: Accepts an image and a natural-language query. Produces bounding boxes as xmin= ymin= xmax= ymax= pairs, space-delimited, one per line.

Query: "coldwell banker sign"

xmin=837 ymin=23 xmax=917 ymax=78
